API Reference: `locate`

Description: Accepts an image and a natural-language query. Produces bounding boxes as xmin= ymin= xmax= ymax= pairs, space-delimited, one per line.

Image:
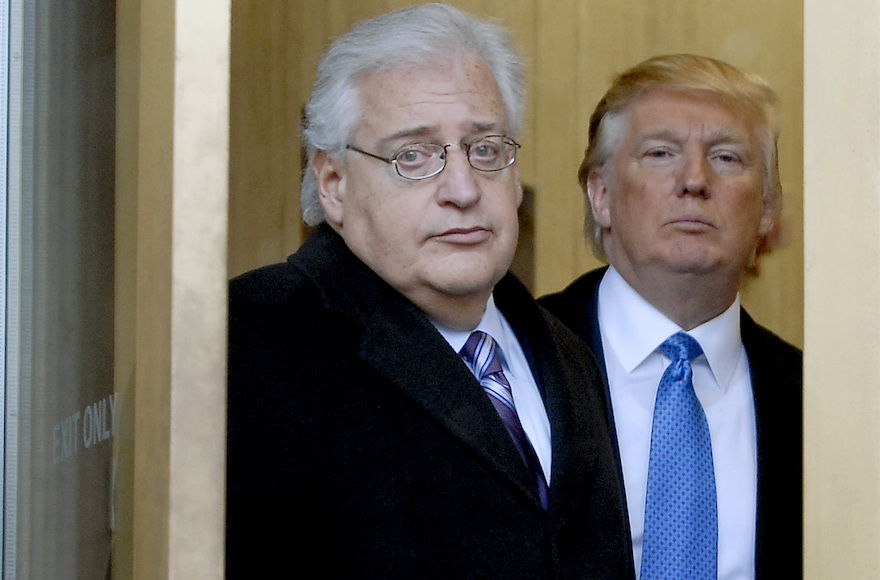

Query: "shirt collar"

xmin=431 ymin=294 xmax=512 ymax=372
xmin=598 ymin=266 xmax=743 ymax=390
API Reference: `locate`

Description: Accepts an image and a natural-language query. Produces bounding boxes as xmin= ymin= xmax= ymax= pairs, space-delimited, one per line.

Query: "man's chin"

xmin=663 ymin=257 xmax=748 ymax=281
xmin=430 ymin=273 xmax=504 ymax=299
xmin=666 ymin=260 xmax=718 ymax=275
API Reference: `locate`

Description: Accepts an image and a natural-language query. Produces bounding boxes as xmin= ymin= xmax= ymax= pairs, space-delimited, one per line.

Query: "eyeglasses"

xmin=346 ymin=135 xmax=521 ymax=180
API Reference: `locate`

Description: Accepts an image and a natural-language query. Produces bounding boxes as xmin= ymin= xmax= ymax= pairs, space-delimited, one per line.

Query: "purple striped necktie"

xmin=460 ymin=331 xmax=548 ymax=509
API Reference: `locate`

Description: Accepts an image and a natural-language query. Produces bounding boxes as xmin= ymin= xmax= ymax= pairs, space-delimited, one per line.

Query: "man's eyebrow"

xmin=638 ymin=128 xmax=684 ymax=143
xmin=704 ymin=128 xmax=752 ymax=147
xmin=638 ymin=127 xmax=751 ymax=146
xmin=470 ymin=121 xmax=502 ymax=134
xmin=375 ymin=126 xmax=437 ymax=147
xmin=375 ymin=121 xmax=505 ymax=148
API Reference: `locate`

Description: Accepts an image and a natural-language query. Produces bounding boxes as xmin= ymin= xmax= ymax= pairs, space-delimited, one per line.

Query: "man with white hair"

xmin=226 ymin=5 xmax=631 ymax=578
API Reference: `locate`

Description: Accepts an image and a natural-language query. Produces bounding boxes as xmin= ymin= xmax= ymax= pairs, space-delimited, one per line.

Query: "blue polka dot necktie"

xmin=640 ymin=332 xmax=717 ymax=579
xmin=460 ymin=331 xmax=549 ymax=509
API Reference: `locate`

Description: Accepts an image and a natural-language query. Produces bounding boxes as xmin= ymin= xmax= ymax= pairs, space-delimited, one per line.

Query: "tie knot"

xmin=460 ymin=331 xmax=504 ymax=381
xmin=659 ymin=331 xmax=703 ymax=363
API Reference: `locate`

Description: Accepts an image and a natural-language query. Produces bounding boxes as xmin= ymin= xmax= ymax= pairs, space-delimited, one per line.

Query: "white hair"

xmin=300 ymin=3 xmax=526 ymax=226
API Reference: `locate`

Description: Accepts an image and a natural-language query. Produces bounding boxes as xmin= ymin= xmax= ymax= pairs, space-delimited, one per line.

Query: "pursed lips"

xmin=666 ymin=214 xmax=716 ymax=231
xmin=429 ymin=226 xmax=492 ymax=244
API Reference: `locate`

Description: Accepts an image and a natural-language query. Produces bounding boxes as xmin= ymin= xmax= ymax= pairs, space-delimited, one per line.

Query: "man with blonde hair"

xmin=540 ymin=54 xmax=802 ymax=579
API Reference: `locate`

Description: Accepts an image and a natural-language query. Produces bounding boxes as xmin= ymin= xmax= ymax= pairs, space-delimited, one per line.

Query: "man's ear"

xmin=312 ymin=150 xmax=346 ymax=227
xmin=587 ymin=168 xmax=612 ymax=228
xmin=758 ymin=194 xmax=779 ymax=239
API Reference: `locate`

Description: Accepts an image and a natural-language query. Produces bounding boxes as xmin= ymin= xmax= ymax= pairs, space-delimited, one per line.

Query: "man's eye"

xmin=471 ymin=142 xmax=500 ymax=160
xmin=396 ymin=147 xmax=434 ymax=167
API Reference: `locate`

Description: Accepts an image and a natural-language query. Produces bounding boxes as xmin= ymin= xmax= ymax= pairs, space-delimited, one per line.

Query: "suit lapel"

xmin=741 ymin=311 xmax=803 ymax=578
xmin=355 ymin=284 xmax=545 ymax=509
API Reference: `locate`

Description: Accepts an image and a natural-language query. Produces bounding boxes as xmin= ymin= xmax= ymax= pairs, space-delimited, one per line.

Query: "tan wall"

xmin=228 ymin=0 xmax=804 ymax=348
xmin=804 ymin=0 xmax=880 ymax=577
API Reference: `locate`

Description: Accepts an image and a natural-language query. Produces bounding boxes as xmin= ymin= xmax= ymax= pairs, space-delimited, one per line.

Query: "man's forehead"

xmin=623 ymin=88 xmax=760 ymax=141
xmin=356 ymin=58 xmax=490 ymax=100
xmin=353 ymin=59 xmax=508 ymax=142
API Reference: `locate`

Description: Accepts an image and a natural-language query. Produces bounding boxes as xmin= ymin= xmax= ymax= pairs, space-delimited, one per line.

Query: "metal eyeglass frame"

xmin=345 ymin=135 xmax=520 ymax=180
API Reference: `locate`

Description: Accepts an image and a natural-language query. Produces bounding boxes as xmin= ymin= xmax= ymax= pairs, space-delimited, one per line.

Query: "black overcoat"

xmin=227 ymin=227 xmax=633 ymax=579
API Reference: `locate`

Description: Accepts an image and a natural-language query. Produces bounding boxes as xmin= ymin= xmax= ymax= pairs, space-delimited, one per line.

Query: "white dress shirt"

xmin=598 ymin=267 xmax=757 ymax=580
xmin=432 ymin=294 xmax=552 ymax=484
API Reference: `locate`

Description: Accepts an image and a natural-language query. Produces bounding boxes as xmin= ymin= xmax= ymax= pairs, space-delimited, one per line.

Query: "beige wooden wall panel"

xmin=229 ymin=1 xmax=305 ymax=276
xmin=228 ymin=0 xmax=803 ymax=347
xmin=115 ymin=0 xmax=230 ymax=578
xmin=804 ymin=0 xmax=880 ymax=575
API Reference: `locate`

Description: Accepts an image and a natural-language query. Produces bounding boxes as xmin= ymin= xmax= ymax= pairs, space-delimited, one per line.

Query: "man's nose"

xmin=437 ymin=146 xmax=481 ymax=207
xmin=680 ymin=153 xmax=710 ymax=197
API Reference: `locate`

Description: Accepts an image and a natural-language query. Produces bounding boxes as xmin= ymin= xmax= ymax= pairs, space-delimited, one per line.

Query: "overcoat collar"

xmin=290 ymin=224 xmax=548 ymax=510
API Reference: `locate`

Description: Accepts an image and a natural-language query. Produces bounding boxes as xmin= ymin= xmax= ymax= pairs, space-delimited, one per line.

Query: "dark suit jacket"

xmin=539 ymin=266 xmax=803 ymax=580
xmin=226 ymin=226 xmax=632 ymax=579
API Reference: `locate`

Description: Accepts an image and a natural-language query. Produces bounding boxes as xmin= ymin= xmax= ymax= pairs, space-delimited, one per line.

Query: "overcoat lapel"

xmin=496 ymin=274 xmax=595 ymax=513
xmin=297 ymin=225 xmax=544 ymax=509
xmin=538 ymin=268 xmax=626 ymax=499
xmin=358 ymin=303 xmax=543 ymax=506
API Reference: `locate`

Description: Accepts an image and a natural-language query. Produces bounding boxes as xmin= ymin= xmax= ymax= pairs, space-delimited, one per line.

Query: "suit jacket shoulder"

xmin=537 ymin=267 xmax=608 ymax=378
